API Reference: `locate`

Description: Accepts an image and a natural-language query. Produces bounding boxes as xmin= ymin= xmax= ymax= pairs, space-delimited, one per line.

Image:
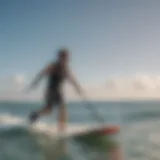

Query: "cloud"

xmin=0 ymin=74 xmax=26 ymax=101
xmin=63 ymin=73 xmax=160 ymax=101
xmin=94 ymin=74 xmax=160 ymax=100
xmin=1 ymin=73 xmax=160 ymax=101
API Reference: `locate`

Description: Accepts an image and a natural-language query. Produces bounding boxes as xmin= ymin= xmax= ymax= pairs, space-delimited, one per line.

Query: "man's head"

xmin=57 ymin=48 xmax=69 ymax=64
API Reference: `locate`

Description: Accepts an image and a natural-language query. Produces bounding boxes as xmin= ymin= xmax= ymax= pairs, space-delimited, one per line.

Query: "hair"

xmin=57 ymin=48 xmax=69 ymax=58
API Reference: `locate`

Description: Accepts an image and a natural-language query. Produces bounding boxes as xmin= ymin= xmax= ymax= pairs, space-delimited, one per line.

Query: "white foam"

xmin=31 ymin=122 xmax=104 ymax=138
xmin=0 ymin=113 xmax=104 ymax=137
xmin=0 ymin=113 xmax=23 ymax=125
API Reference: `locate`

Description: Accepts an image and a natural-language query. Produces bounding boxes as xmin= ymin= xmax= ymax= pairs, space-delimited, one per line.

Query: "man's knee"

xmin=59 ymin=104 xmax=66 ymax=111
xmin=44 ymin=105 xmax=52 ymax=113
xmin=58 ymin=104 xmax=66 ymax=118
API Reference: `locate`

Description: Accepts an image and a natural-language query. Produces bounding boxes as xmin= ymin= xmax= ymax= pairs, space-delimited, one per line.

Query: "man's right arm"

xmin=26 ymin=63 xmax=54 ymax=92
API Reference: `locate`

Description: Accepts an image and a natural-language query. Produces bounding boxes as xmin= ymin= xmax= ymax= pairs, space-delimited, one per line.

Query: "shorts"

xmin=45 ymin=89 xmax=64 ymax=107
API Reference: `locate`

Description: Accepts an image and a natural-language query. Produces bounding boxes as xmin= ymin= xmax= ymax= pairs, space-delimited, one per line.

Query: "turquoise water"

xmin=0 ymin=100 xmax=160 ymax=160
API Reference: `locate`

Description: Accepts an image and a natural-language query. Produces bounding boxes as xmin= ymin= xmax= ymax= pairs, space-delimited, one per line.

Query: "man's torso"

xmin=47 ymin=61 xmax=67 ymax=92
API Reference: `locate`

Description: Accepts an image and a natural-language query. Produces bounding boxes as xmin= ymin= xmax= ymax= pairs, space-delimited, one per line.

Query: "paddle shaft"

xmin=82 ymin=99 xmax=106 ymax=126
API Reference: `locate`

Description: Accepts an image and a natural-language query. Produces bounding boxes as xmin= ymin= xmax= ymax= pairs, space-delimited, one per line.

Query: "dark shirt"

xmin=47 ymin=62 xmax=67 ymax=92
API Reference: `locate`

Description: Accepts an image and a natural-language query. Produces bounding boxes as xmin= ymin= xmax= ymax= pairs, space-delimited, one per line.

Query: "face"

xmin=59 ymin=52 xmax=69 ymax=64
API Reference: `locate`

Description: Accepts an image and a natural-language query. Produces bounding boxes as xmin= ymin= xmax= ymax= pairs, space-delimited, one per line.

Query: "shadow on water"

xmin=37 ymin=137 xmax=71 ymax=160
xmin=70 ymin=133 xmax=122 ymax=160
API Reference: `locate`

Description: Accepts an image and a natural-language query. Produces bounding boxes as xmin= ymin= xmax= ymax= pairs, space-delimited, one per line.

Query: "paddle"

xmin=80 ymin=95 xmax=106 ymax=126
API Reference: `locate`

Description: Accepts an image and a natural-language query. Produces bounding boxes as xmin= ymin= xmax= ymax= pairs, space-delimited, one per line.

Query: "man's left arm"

xmin=66 ymin=68 xmax=84 ymax=96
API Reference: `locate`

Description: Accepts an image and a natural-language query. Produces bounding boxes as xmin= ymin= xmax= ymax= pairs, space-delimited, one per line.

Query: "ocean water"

xmin=0 ymin=100 xmax=160 ymax=160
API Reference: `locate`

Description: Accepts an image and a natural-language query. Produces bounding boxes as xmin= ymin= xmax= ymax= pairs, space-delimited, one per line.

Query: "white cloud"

xmin=63 ymin=73 xmax=160 ymax=101
xmin=1 ymin=73 xmax=160 ymax=101
xmin=14 ymin=75 xmax=25 ymax=86
xmin=0 ymin=74 xmax=26 ymax=101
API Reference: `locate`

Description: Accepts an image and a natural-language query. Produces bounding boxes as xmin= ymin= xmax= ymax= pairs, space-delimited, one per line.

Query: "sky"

xmin=1 ymin=0 xmax=160 ymax=101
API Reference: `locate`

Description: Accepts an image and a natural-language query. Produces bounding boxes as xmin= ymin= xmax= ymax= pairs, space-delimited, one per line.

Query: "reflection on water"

xmin=36 ymin=135 xmax=122 ymax=160
xmin=35 ymin=133 xmax=71 ymax=160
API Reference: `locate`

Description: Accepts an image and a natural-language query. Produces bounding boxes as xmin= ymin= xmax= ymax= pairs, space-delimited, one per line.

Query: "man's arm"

xmin=67 ymin=68 xmax=84 ymax=96
xmin=26 ymin=63 xmax=54 ymax=92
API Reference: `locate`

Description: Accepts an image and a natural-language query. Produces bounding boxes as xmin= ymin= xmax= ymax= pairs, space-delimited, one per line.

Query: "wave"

xmin=1 ymin=113 xmax=160 ymax=160
xmin=0 ymin=113 xmax=23 ymax=125
xmin=0 ymin=114 xmax=71 ymax=160
xmin=0 ymin=113 xmax=119 ymax=160
xmin=124 ymin=110 xmax=160 ymax=122
xmin=0 ymin=113 xmax=102 ymax=137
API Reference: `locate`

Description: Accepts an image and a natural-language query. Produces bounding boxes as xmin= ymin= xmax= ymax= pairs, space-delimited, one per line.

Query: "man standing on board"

xmin=26 ymin=48 xmax=84 ymax=132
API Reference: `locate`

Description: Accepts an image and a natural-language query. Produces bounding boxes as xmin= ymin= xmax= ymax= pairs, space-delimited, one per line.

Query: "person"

xmin=26 ymin=48 xmax=84 ymax=132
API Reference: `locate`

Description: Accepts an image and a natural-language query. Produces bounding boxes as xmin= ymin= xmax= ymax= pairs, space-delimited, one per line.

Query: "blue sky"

xmin=1 ymin=0 xmax=160 ymax=100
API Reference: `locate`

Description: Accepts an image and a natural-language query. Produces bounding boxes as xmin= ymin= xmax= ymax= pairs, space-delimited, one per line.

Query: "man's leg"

xmin=57 ymin=103 xmax=66 ymax=132
xmin=29 ymin=105 xmax=52 ymax=124
xmin=37 ymin=105 xmax=52 ymax=116
xmin=29 ymin=91 xmax=53 ymax=124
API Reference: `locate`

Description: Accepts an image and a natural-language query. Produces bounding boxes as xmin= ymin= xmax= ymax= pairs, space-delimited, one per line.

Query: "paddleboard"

xmin=68 ymin=125 xmax=120 ymax=151
xmin=65 ymin=125 xmax=120 ymax=138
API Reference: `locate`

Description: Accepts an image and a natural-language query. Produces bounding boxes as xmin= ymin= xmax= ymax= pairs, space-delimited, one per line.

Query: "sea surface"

xmin=0 ymin=100 xmax=160 ymax=160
